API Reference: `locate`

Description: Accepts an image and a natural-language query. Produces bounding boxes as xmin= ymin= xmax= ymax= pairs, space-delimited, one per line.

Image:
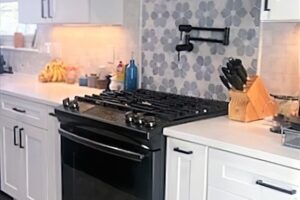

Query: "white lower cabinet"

xmin=165 ymin=138 xmax=300 ymax=200
xmin=22 ymin=123 xmax=48 ymax=200
xmin=208 ymin=149 xmax=300 ymax=200
xmin=165 ymin=138 xmax=207 ymax=200
xmin=0 ymin=117 xmax=22 ymax=199
xmin=0 ymin=116 xmax=48 ymax=200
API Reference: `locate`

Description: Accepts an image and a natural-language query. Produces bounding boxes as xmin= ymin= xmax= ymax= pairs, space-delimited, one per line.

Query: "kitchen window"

xmin=0 ymin=0 xmax=36 ymax=46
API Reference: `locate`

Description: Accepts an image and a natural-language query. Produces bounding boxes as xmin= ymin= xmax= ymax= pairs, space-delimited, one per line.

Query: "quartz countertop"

xmin=0 ymin=73 xmax=101 ymax=107
xmin=164 ymin=116 xmax=300 ymax=170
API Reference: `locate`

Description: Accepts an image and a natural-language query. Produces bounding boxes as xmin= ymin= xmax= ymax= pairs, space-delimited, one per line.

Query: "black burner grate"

xmin=76 ymin=89 xmax=228 ymax=121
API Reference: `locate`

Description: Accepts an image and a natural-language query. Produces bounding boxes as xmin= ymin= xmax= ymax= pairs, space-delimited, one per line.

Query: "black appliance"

xmin=0 ymin=54 xmax=6 ymax=74
xmin=55 ymin=89 xmax=228 ymax=200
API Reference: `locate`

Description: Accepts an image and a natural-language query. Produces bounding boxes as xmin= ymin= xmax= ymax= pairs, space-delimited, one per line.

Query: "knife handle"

xmin=219 ymin=76 xmax=231 ymax=90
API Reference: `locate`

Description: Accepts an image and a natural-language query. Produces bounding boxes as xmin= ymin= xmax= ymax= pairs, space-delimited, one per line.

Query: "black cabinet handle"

xmin=256 ymin=180 xmax=297 ymax=195
xmin=13 ymin=126 xmax=19 ymax=146
xmin=12 ymin=107 xmax=26 ymax=114
xmin=173 ymin=147 xmax=193 ymax=155
xmin=41 ymin=0 xmax=46 ymax=18
xmin=47 ymin=0 xmax=53 ymax=18
xmin=49 ymin=112 xmax=57 ymax=117
xmin=19 ymin=128 xmax=25 ymax=149
xmin=264 ymin=0 xmax=271 ymax=11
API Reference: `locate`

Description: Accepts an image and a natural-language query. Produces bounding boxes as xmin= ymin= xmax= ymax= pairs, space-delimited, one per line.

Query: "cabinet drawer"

xmin=208 ymin=149 xmax=300 ymax=200
xmin=0 ymin=94 xmax=49 ymax=129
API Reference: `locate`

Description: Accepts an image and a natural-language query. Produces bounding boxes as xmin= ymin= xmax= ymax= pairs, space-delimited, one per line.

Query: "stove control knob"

xmin=125 ymin=111 xmax=134 ymax=123
xmin=135 ymin=117 xmax=144 ymax=126
xmin=62 ymin=98 xmax=70 ymax=108
xmin=144 ymin=116 xmax=156 ymax=128
xmin=70 ymin=100 xmax=80 ymax=111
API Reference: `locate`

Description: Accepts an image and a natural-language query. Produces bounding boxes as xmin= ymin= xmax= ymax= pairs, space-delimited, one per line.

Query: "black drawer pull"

xmin=19 ymin=128 xmax=25 ymax=149
xmin=49 ymin=113 xmax=57 ymax=117
xmin=173 ymin=147 xmax=193 ymax=155
xmin=41 ymin=0 xmax=46 ymax=18
xmin=264 ymin=0 xmax=271 ymax=11
xmin=256 ymin=180 xmax=297 ymax=195
xmin=12 ymin=107 xmax=26 ymax=113
xmin=13 ymin=126 xmax=19 ymax=146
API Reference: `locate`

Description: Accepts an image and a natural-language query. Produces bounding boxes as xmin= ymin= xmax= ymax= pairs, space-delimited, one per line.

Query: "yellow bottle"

xmin=116 ymin=61 xmax=125 ymax=81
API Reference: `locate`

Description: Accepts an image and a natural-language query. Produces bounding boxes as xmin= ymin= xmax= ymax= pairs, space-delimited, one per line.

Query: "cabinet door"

xmin=0 ymin=117 xmax=22 ymax=199
xmin=52 ymin=0 xmax=89 ymax=23
xmin=19 ymin=0 xmax=52 ymax=24
xmin=90 ymin=0 xmax=124 ymax=24
xmin=165 ymin=138 xmax=207 ymax=200
xmin=20 ymin=124 xmax=48 ymax=200
xmin=261 ymin=0 xmax=300 ymax=21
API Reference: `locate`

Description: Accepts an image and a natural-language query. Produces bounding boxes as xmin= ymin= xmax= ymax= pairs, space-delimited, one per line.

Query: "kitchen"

xmin=0 ymin=0 xmax=299 ymax=200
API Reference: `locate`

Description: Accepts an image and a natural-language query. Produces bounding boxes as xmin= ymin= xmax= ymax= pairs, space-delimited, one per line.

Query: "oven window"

xmin=61 ymin=137 xmax=153 ymax=200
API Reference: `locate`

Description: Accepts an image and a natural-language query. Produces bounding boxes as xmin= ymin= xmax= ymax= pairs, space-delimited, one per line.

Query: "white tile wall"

xmin=260 ymin=22 xmax=300 ymax=96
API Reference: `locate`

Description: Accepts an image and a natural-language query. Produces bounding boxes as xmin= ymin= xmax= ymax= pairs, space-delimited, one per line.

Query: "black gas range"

xmin=55 ymin=89 xmax=228 ymax=200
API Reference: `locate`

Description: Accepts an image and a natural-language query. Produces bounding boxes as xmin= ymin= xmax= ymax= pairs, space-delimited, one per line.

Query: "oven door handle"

xmin=59 ymin=128 xmax=147 ymax=162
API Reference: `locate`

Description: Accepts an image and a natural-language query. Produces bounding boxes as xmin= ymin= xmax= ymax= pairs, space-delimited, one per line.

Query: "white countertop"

xmin=164 ymin=116 xmax=300 ymax=170
xmin=0 ymin=73 xmax=101 ymax=107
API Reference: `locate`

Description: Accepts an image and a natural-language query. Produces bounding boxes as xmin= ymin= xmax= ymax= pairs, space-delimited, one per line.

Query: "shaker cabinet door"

xmin=21 ymin=124 xmax=48 ymax=200
xmin=52 ymin=0 xmax=89 ymax=23
xmin=19 ymin=0 xmax=52 ymax=24
xmin=0 ymin=117 xmax=22 ymax=199
xmin=165 ymin=138 xmax=207 ymax=200
xmin=261 ymin=0 xmax=300 ymax=21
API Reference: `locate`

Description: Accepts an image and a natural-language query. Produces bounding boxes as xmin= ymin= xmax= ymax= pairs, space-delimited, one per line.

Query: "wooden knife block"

xmin=228 ymin=76 xmax=277 ymax=122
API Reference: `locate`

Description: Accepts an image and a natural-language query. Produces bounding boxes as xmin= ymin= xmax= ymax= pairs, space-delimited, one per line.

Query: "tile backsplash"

xmin=141 ymin=0 xmax=261 ymax=100
xmin=260 ymin=22 xmax=300 ymax=96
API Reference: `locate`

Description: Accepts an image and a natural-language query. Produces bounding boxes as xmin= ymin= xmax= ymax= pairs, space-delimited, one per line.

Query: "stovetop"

xmin=55 ymin=89 xmax=228 ymax=135
xmin=78 ymin=89 xmax=227 ymax=120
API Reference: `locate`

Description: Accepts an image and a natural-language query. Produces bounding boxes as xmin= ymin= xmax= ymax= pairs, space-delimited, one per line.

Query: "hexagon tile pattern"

xmin=142 ymin=0 xmax=261 ymax=100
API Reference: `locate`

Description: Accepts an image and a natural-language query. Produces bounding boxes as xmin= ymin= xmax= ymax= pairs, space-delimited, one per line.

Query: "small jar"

xmin=87 ymin=74 xmax=99 ymax=88
xmin=79 ymin=75 xmax=88 ymax=87
xmin=65 ymin=66 xmax=78 ymax=84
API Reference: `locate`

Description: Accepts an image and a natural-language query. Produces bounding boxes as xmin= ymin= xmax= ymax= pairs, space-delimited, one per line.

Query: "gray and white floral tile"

xmin=142 ymin=0 xmax=261 ymax=100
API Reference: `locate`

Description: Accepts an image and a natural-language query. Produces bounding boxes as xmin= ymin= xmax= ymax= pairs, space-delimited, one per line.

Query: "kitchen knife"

xmin=235 ymin=65 xmax=247 ymax=84
xmin=219 ymin=75 xmax=231 ymax=90
xmin=226 ymin=58 xmax=247 ymax=85
xmin=234 ymin=59 xmax=248 ymax=79
xmin=222 ymin=67 xmax=244 ymax=91
xmin=230 ymin=74 xmax=244 ymax=91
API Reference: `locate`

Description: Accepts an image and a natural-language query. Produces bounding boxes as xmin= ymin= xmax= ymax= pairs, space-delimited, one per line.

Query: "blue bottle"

xmin=124 ymin=59 xmax=138 ymax=91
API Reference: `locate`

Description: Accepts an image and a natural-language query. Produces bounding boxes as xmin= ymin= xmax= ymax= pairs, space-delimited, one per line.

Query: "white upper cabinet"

xmin=90 ymin=0 xmax=124 ymax=25
xmin=261 ymin=0 xmax=300 ymax=22
xmin=52 ymin=0 xmax=90 ymax=24
xmin=18 ymin=0 xmax=52 ymax=24
xmin=19 ymin=0 xmax=124 ymax=25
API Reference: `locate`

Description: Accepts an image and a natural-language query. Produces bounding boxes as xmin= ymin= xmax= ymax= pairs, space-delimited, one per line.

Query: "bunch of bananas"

xmin=39 ymin=60 xmax=66 ymax=83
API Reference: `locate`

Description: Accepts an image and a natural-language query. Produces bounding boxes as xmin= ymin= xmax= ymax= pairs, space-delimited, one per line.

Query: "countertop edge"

xmin=0 ymin=89 xmax=60 ymax=107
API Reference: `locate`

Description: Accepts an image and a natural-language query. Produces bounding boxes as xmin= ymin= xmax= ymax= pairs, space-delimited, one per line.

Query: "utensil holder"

xmin=228 ymin=76 xmax=277 ymax=122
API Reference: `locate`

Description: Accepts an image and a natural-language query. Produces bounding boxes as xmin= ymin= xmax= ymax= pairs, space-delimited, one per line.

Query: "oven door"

xmin=59 ymin=126 xmax=162 ymax=200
